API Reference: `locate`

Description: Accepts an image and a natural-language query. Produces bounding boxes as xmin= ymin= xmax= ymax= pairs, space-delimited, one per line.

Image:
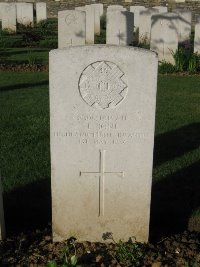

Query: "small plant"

xmin=47 ymin=238 xmax=80 ymax=267
xmin=171 ymin=48 xmax=186 ymax=72
xmin=188 ymin=52 xmax=200 ymax=73
xmin=102 ymin=232 xmax=143 ymax=266
xmin=27 ymin=50 xmax=37 ymax=65
xmin=159 ymin=60 xmax=176 ymax=74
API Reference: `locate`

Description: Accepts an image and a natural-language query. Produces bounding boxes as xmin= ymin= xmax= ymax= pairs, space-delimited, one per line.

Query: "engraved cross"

xmin=80 ymin=150 xmax=124 ymax=217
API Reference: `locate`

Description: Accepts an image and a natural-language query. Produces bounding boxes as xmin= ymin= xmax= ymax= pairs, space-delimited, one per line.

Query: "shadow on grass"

xmin=150 ymin=160 xmax=200 ymax=242
xmin=4 ymin=179 xmax=51 ymax=236
xmin=0 ymin=80 xmax=48 ymax=92
xmin=154 ymin=122 xmax=200 ymax=167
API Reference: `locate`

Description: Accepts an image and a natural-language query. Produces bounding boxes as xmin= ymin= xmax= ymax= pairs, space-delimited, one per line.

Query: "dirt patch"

xmin=0 ymin=227 xmax=200 ymax=267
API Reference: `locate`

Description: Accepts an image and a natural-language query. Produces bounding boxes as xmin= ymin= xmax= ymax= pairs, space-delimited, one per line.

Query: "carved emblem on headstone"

xmin=79 ymin=61 xmax=128 ymax=109
xmin=65 ymin=13 xmax=78 ymax=25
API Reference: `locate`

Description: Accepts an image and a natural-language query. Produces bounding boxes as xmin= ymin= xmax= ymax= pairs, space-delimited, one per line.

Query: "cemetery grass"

xmin=0 ymin=72 xmax=200 ymax=266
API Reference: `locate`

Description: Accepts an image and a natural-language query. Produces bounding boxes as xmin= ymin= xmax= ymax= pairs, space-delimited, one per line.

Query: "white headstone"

xmin=154 ymin=6 xmax=168 ymax=13
xmin=151 ymin=12 xmax=179 ymax=64
xmin=194 ymin=15 xmax=200 ymax=54
xmin=139 ymin=8 xmax=159 ymax=43
xmin=107 ymin=5 xmax=126 ymax=11
xmin=36 ymin=2 xmax=47 ymax=23
xmin=50 ymin=45 xmax=158 ymax=243
xmin=91 ymin=4 xmax=103 ymax=35
xmin=0 ymin=2 xmax=8 ymax=21
xmin=16 ymin=3 xmax=34 ymax=26
xmin=106 ymin=10 xmax=134 ymax=45
xmin=130 ymin=6 xmax=146 ymax=32
xmin=1 ymin=3 xmax=16 ymax=32
xmin=173 ymin=8 xmax=191 ymax=42
xmin=75 ymin=5 xmax=94 ymax=44
xmin=58 ymin=10 xmax=86 ymax=48
xmin=0 ymin=175 xmax=5 ymax=240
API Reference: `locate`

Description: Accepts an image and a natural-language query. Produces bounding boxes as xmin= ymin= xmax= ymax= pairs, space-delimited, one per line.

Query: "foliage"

xmin=171 ymin=47 xmax=186 ymax=72
xmin=39 ymin=39 xmax=58 ymax=49
xmin=27 ymin=49 xmax=37 ymax=65
xmin=103 ymin=233 xmax=143 ymax=266
xmin=159 ymin=61 xmax=176 ymax=74
xmin=188 ymin=53 xmax=200 ymax=73
xmin=47 ymin=238 xmax=79 ymax=267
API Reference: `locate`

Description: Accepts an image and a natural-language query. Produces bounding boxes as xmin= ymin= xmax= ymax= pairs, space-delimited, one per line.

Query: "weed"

xmin=102 ymin=232 xmax=143 ymax=266
xmin=27 ymin=50 xmax=37 ymax=65
xmin=47 ymin=238 xmax=80 ymax=267
xmin=171 ymin=48 xmax=186 ymax=72
xmin=159 ymin=61 xmax=176 ymax=74
xmin=188 ymin=53 xmax=200 ymax=73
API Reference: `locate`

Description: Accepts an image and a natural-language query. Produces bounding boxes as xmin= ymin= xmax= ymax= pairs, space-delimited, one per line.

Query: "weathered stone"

xmin=139 ymin=7 xmax=159 ymax=43
xmin=194 ymin=15 xmax=200 ymax=54
xmin=107 ymin=5 xmax=126 ymax=11
xmin=154 ymin=6 xmax=168 ymax=13
xmin=50 ymin=45 xmax=158 ymax=242
xmin=91 ymin=4 xmax=103 ymax=35
xmin=106 ymin=10 xmax=134 ymax=45
xmin=58 ymin=10 xmax=86 ymax=48
xmin=36 ymin=2 xmax=47 ymax=23
xmin=130 ymin=5 xmax=145 ymax=32
xmin=1 ymin=3 xmax=16 ymax=32
xmin=76 ymin=5 xmax=94 ymax=44
xmin=150 ymin=12 xmax=179 ymax=64
xmin=173 ymin=8 xmax=191 ymax=42
xmin=16 ymin=3 xmax=34 ymax=26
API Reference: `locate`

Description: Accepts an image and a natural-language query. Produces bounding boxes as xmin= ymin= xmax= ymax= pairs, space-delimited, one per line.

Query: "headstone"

xmin=130 ymin=6 xmax=146 ymax=32
xmin=107 ymin=5 xmax=126 ymax=11
xmin=91 ymin=4 xmax=103 ymax=35
xmin=154 ymin=6 xmax=168 ymax=13
xmin=50 ymin=45 xmax=158 ymax=243
xmin=1 ymin=3 xmax=16 ymax=32
xmin=106 ymin=10 xmax=134 ymax=45
xmin=173 ymin=8 xmax=191 ymax=42
xmin=58 ymin=10 xmax=86 ymax=48
xmin=75 ymin=5 xmax=94 ymax=44
xmin=0 ymin=175 xmax=5 ymax=240
xmin=150 ymin=12 xmax=179 ymax=64
xmin=16 ymin=3 xmax=34 ymax=26
xmin=36 ymin=2 xmax=47 ymax=23
xmin=0 ymin=2 xmax=8 ymax=21
xmin=139 ymin=8 xmax=159 ymax=43
xmin=194 ymin=15 xmax=200 ymax=54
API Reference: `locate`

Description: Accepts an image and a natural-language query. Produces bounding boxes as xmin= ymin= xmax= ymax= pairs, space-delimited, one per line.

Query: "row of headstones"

xmin=0 ymin=2 xmax=47 ymax=32
xmin=58 ymin=4 xmax=200 ymax=64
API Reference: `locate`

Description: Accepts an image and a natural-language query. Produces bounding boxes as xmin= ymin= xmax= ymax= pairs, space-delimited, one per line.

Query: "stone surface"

xmin=0 ymin=2 xmax=8 ymax=21
xmin=36 ymin=2 xmax=47 ymax=23
xmin=107 ymin=5 xmax=126 ymax=11
xmin=50 ymin=45 xmax=158 ymax=243
xmin=150 ymin=12 xmax=179 ymax=64
xmin=139 ymin=7 xmax=159 ymax=43
xmin=106 ymin=10 xmax=134 ymax=45
xmin=173 ymin=8 xmax=191 ymax=42
xmin=16 ymin=3 xmax=34 ymax=26
xmin=91 ymin=4 xmax=103 ymax=35
xmin=75 ymin=5 xmax=94 ymax=44
xmin=154 ymin=6 xmax=168 ymax=13
xmin=194 ymin=15 xmax=200 ymax=53
xmin=0 ymin=175 xmax=5 ymax=240
xmin=58 ymin=10 xmax=86 ymax=48
xmin=130 ymin=5 xmax=145 ymax=32
xmin=1 ymin=3 xmax=16 ymax=32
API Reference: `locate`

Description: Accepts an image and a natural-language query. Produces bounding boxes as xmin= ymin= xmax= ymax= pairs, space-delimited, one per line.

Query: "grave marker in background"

xmin=50 ymin=45 xmax=158 ymax=242
xmin=106 ymin=10 xmax=134 ymax=45
xmin=36 ymin=2 xmax=47 ymax=23
xmin=139 ymin=8 xmax=159 ymax=43
xmin=76 ymin=5 xmax=94 ymax=44
xmin=16 ymin=3 xmax=34 ymax=26
xmin=154 ymin=6 xmax=168 ymax=13
xmin=173 ymin=8 xmax=191 ymax=42
xmin=130 ymin=5 xmax=145 ymax=32
xmin=1 ymin=3 xmax=16 ymax=32
xmin=151 ymin=12 xmax=179 ymax=64
xmin=58 ymin=10 xmax=86 ymax=48
xmin=91 ymin=4 xmax=103 ymax=35
xmin=194 ymin=15 xmax=200 ymax=54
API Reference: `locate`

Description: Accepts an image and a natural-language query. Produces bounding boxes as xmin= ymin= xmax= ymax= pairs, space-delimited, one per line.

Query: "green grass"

xmin=0 ymin=72 xmax=200 ymax=238
xmin=0 ymin=48 xmax=49 ymax=64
